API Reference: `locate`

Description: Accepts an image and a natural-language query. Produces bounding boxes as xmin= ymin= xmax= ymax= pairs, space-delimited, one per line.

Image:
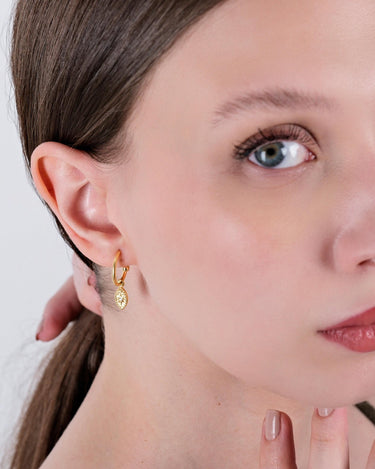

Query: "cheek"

xmin=125 ymin=157 xmax=316 ymax=386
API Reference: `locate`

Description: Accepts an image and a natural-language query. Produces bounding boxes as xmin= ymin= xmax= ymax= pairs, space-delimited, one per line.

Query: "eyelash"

xmin=232 ymin=123 xmax=317 ymax=166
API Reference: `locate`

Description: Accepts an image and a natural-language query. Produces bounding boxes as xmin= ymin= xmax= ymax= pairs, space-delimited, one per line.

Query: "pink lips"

xmin=318 ymin=306 xmax=375 ymax=353
xmin=320 ymin=306 xmax=375 ymax=331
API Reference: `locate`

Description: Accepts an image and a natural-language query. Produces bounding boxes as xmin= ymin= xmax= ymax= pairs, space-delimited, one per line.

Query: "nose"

xmin=328 ymin=119 xmax=375 ymax=273
xmin=331 ymin=148 xmax=375 ymax=273
xmin=332 ymin=210 xmax=375 ymax=273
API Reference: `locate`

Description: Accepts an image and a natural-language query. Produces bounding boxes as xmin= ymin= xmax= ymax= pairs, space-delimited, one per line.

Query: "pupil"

xmin=255 ymin=142 xmax=285 ymax=168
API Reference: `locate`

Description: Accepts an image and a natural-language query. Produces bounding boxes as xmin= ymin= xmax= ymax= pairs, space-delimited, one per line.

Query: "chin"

xmin=264 ymin=375 xmax=375 ymax=409
xmin=300 ymin=384 xmax=375 ymax=409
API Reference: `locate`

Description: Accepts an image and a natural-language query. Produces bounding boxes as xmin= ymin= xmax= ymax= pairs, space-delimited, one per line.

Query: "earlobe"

xmin=30 ymin=141 xmax=124 ymax=267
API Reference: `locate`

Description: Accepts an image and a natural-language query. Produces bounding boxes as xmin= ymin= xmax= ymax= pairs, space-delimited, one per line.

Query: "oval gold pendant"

xmin=115 ymin=286 xmax=128 ymax=310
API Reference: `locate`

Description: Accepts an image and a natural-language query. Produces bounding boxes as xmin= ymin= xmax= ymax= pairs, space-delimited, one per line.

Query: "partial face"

xmin=109 ymin=0 xmax=375 ymax=406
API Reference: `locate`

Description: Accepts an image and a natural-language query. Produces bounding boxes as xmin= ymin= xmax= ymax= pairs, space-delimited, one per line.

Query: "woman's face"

xmin=108 ymin=0 xmax=375 ymax=406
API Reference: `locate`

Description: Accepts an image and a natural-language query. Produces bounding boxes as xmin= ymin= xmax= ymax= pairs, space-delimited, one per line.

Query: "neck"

xmin=45 ymin=299 xmax=316 ymax=468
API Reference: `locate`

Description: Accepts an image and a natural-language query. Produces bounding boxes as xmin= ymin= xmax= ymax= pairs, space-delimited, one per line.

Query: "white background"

xmin=0 ymin=0 xmax=72 ymax=463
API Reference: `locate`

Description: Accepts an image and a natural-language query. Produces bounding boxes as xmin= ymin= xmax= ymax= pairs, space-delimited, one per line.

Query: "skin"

xmin=29 ymin=0 xmax=375 ymax=466
xmin=39 ymin=264 xmax=375 ymax=467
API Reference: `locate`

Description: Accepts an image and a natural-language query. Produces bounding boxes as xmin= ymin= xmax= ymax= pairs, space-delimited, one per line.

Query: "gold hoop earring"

xmin=112 ymin=250 xmax=130 ymax=310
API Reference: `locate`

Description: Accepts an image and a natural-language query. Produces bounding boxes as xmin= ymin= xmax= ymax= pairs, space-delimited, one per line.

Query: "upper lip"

xmin=320 ymin=306 xmax=375 ymax=331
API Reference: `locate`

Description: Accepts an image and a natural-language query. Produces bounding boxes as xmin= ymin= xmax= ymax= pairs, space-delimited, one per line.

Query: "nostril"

xmin=359 ymin=258 xmax=375 ymax=267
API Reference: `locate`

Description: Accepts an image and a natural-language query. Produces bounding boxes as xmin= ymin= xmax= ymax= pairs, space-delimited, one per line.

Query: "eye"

xmin=249 ymin=140 xmax=310 ymax=169
xmin=233 ymin=124 xmax=317 ymax=170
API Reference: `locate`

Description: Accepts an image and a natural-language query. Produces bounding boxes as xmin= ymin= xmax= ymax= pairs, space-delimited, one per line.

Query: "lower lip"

xmin=318 ymin=325 xmax=375 ymax=352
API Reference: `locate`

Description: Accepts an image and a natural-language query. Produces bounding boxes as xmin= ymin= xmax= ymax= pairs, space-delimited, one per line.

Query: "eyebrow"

xmin=211 ymin=87 xmax=339 ymax=127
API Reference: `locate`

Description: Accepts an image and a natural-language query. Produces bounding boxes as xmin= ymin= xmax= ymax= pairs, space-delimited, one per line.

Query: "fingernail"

xmin=87 ymin=272 xmax=96 ymax=287
xmin=265 ymin=409 xmax=281 ymax=441
xmin=35 ymin=318 xmax=44 ymax=341
xmin=317 ymin=407 xmax=334 ymax=417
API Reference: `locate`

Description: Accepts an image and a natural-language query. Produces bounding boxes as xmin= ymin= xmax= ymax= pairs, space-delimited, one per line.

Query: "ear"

xmin=30 ymin=141 xmax=128 ymax=267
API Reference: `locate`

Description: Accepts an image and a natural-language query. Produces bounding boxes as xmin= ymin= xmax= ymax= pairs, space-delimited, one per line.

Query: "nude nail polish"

xmin=265 ymin=409 xmax=281 ymax=441
xmin=317 ymin=407 xmax=334 ymax=417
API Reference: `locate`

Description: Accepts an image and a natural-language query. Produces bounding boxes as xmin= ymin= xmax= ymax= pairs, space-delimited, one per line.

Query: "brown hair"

xmin=6 ymin=1 xmax=226 ymax=468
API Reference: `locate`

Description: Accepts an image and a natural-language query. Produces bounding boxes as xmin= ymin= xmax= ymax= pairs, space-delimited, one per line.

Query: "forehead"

xmin=129 ymin=0 xmax=375 ymax=153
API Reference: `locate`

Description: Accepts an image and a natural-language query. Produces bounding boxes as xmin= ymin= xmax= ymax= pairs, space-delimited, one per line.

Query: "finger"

xmin=307 ymin=407 xmax=349 ymax=469
xmin=37 ymin=276 xmax=82 ymax=341
xmin=72 ymin=253 xmax=102 ymax=315
xmin=365 ymin=438 xmax=375 ymax=469
xmin=259 ymin=409 xmax=298 ymax=468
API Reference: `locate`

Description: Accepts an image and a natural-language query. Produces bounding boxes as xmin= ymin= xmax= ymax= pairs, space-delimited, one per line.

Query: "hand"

xmin=36 ymin=253 xmax=102 ymax=341
xmin=259 ymin=406 xmax=375 ymax=468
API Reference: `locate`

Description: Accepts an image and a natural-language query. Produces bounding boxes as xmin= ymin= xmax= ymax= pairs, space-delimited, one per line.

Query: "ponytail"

xmin=8 ymin=310 xmax=104 ymax=469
